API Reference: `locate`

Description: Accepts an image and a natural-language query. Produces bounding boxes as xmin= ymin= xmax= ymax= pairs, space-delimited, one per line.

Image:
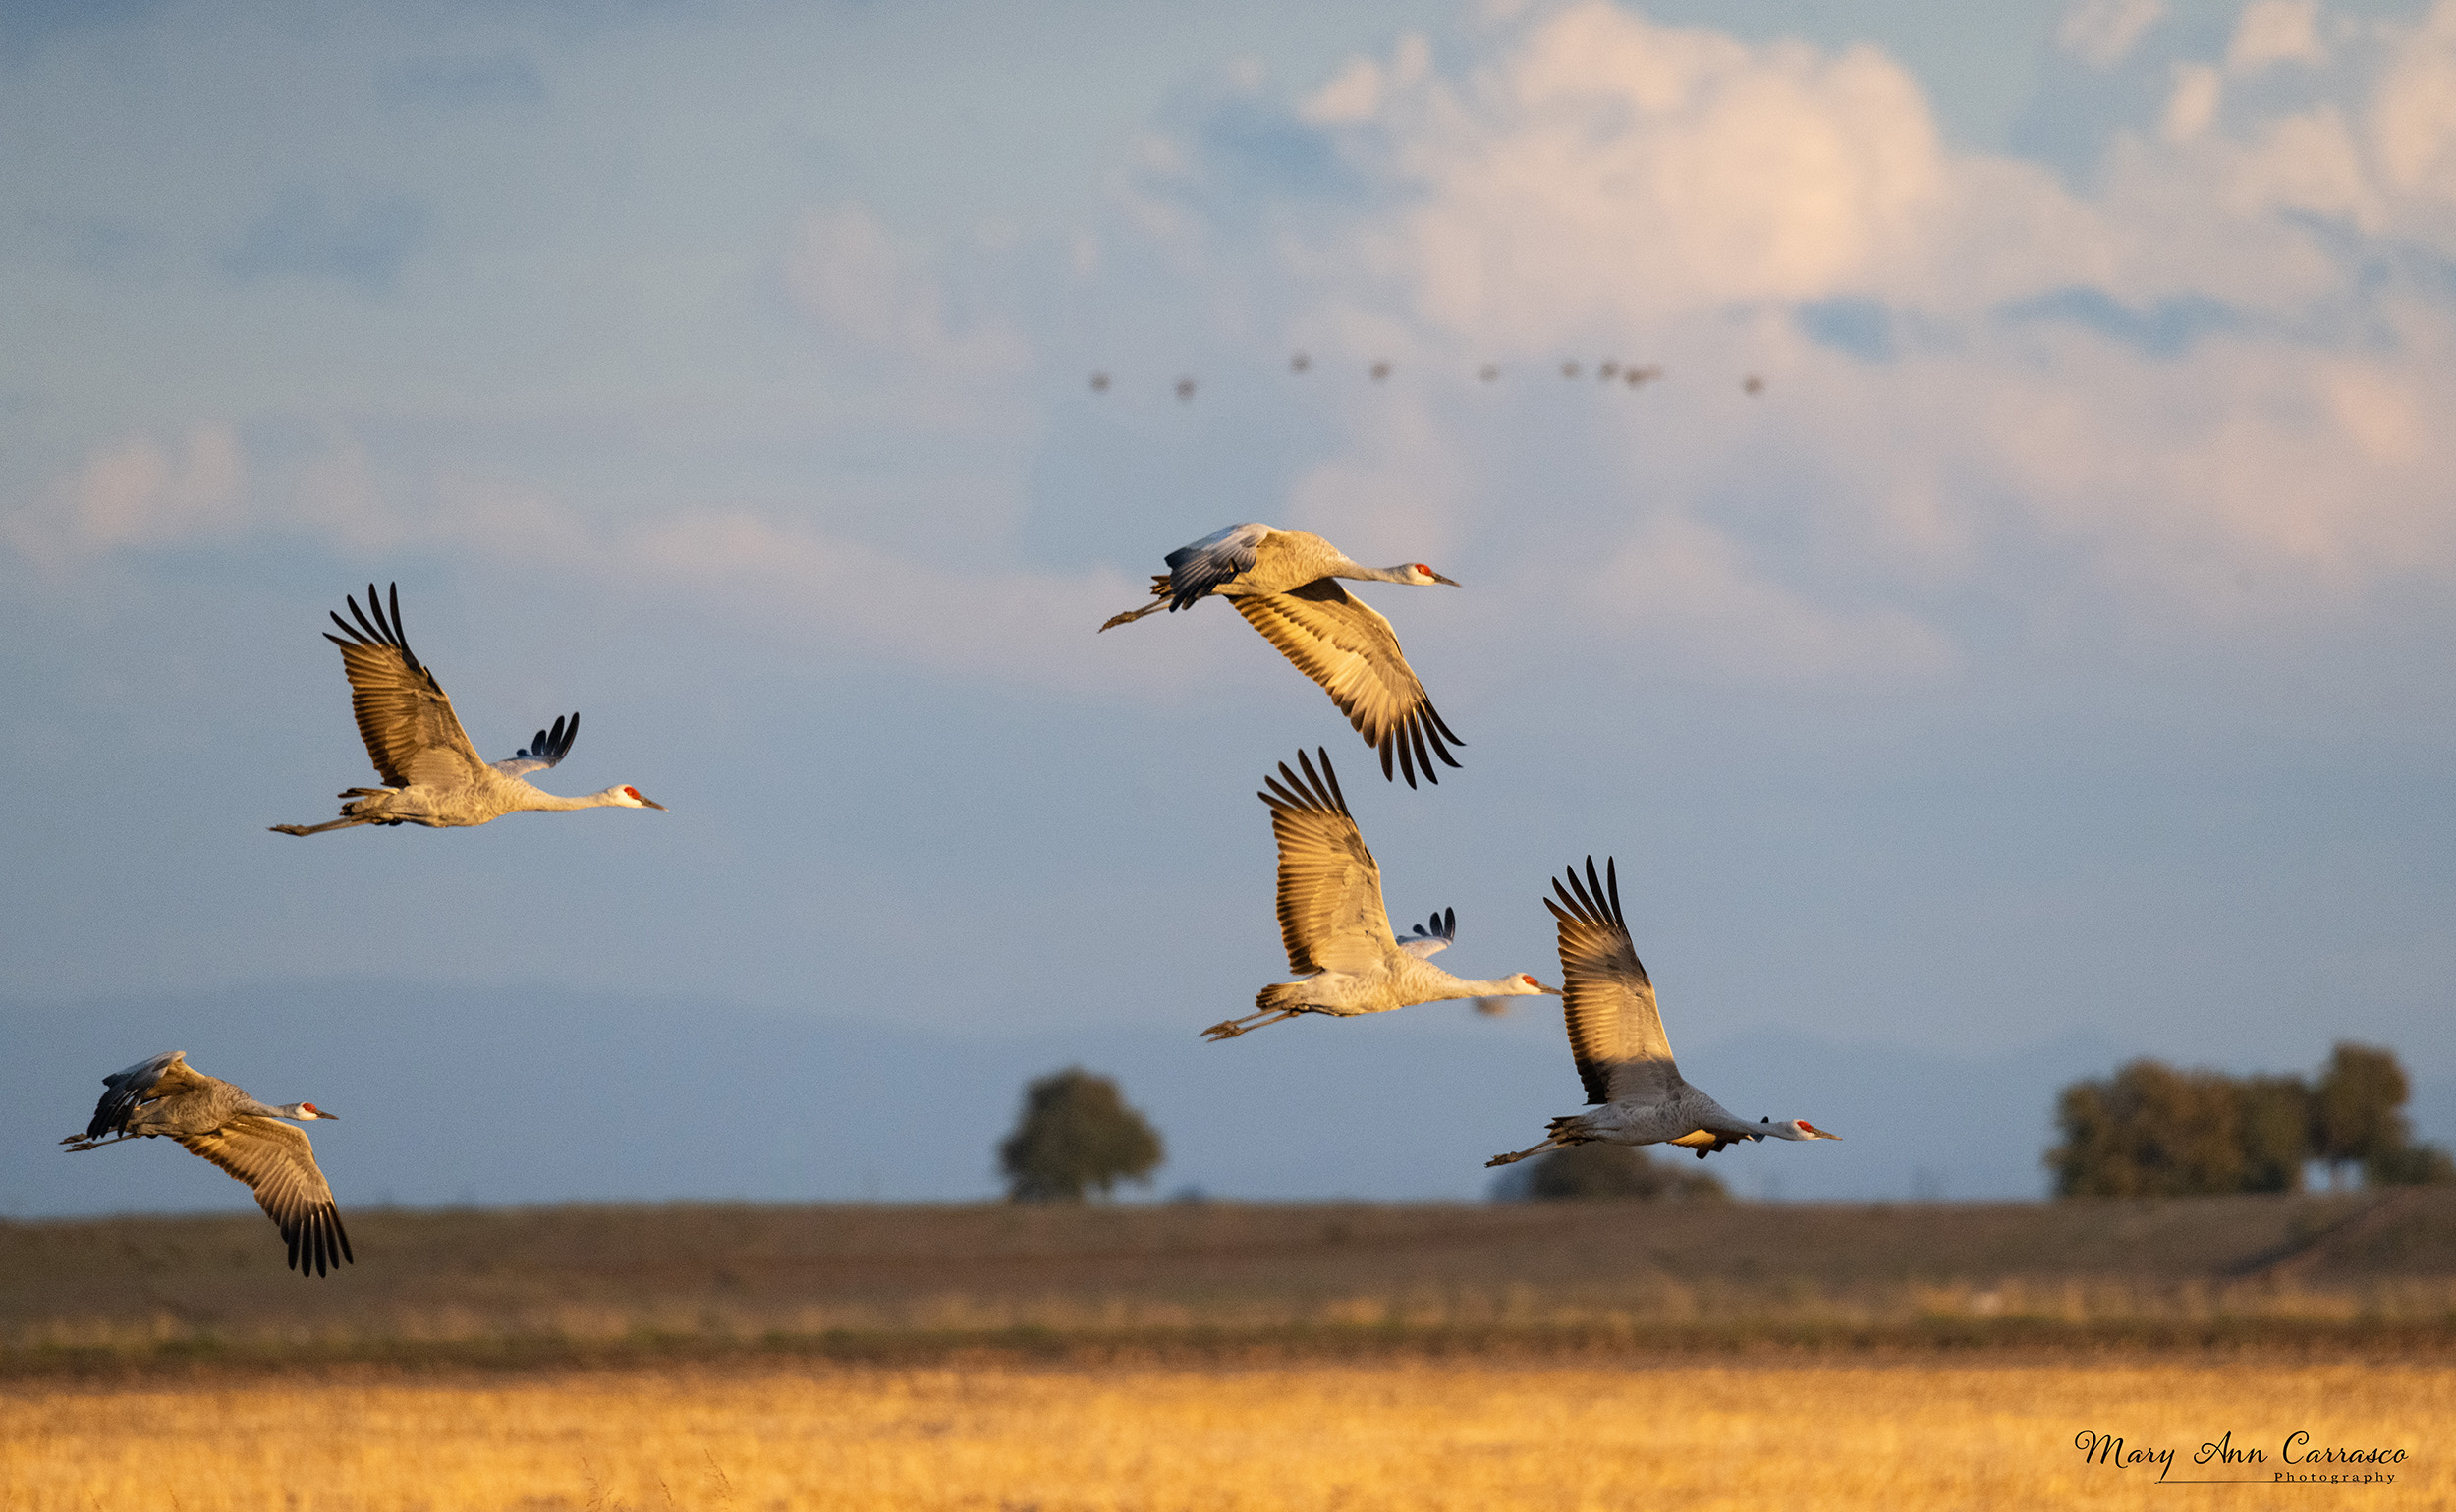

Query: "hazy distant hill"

xmin=0 ymin=980 xmax=2176 ymax=1217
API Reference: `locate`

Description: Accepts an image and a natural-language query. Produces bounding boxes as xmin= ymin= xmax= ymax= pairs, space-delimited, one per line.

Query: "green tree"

xmin=1495 ymin=1142 xmax=1727 ymax=1203
xmin=998 ymin=1067 xmax=1163 ymax=1203
xmin=2234 ymin=1074 xmax=2313 ymax=1194
xmin=2312 ymin=1042 xmax=2410 ymax=1188
xmin=2047 ymin=1060 xmax=2246 ymax=1197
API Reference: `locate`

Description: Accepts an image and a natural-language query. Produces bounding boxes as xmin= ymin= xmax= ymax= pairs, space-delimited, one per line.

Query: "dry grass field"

xmin=8 ymin=1198 xmax=2450 ymax=1508
xmin=5 ymin=1358 xmax=2446 ymax=1510
xmin=7 ymin=1191 xmax=2456 ymax=1366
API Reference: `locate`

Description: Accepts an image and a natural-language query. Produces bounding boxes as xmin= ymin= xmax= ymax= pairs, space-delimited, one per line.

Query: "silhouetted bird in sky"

xmin=1176 ymin=376 xmax=1197 ymax=402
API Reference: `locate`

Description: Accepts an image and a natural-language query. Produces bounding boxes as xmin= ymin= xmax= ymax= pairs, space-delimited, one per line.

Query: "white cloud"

xmin=2227 ymin=0 xmax=2326 ymax=75
xmin=4 ymin=426 xmax=246 ymax=567
xmin=1584 ymin=511 xmax=1958 ymax=685
xmin=1140 ymin=0 xmax=2456 ymax=666
xmin=1341 ymin=8 xmax=1952 ymax=335
xmin=2059 ymin=0 xmax=2167 ymax=69
xmin=2371 ymin=0 xmax=2456 ymax=199
xmin=784 ymin=203 xmax=1028 ymax=376
xmin=2162 ymin=60 xmax=2224 ymax=141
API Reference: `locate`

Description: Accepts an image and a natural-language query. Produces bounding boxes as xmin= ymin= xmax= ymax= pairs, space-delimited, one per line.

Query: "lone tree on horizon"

xmin=2312 ymin=1042 xmax=2410 ymax=1189
xmin=998 ymin=1067 xmax=1164 ymax=1203
xmin=2047 ymin=1040 xmax=2451 ymax=1196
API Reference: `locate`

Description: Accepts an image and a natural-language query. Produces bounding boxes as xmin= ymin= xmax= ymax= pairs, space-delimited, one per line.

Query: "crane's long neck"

xmin=1344 ymin=562 xmax=1420 ymax=584
xmin=510 ymin=784 xmax=628 ymax=812
xmin=1398 ymin=960 xmax=1525 ymax=1003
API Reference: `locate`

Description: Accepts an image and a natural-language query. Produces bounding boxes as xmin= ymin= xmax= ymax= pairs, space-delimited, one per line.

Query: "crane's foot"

xmin=270 ymin=816 xmax=372 ymax=836
xmin=1200 ymin=1009 xmax=1301 ymax=1041
xmin=1485 ymin=1137 xmax=1565 ymax=1168
xmin=1098 ymin=599 xmax=1168 ymax=633
xmin=59 ymin=1133 xmax=137 ymax=1151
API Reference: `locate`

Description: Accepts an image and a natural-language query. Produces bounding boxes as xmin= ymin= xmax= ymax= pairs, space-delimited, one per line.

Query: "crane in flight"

xmin=1098 ymin=524 xmax=1466 ymax=787
xmin=62 ymin=1051 xmax=352 ymax=1278
xmin=1488 ymin=858 xmax=1839 ymax=1167
xmin=272 ymin=584 xmax=666 ymax=835
xmin=1201 ymin=748 xmax=1556 ymax=1040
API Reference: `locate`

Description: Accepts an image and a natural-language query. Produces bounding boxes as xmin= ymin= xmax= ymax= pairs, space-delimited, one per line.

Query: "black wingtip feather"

xmin=348 ymin=589 xmax=384 ymax=645
xmin=1406 ymin=720 xmax=1436 ymax=785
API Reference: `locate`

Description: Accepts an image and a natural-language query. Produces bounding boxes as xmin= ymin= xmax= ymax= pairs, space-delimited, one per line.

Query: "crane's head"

xmin=289 ymin=1102 xmax=337 ymax=1121
xmin=603 ymin=785 xmax=668 ymax=811
xmin=1759 ymin=1117 xmax=1839 ymax=1142
xmin=1407 ymin=563 xmax=1461 ymax=588
xmin=1504 ymin=973 xmax=1559 ymax=996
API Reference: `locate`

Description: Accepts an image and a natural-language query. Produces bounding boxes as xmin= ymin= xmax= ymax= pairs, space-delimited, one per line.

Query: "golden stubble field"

xmin=4 ymin=1357 xmax=2444 ymax=1511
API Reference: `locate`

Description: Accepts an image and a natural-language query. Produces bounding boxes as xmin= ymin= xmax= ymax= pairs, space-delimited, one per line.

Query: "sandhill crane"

xmin=271 ymin=584 xmax=665 ymax=835
xmin=1098 ymin=525 xmax=1466 ymax=786
xmin=1487 ymin=858 xmax=1840 ymax=1167
xmin=62 ymin=1051 xmax=352 ymax=1277
xmin=1201 ymin=749 xmax=1556 ymax=1040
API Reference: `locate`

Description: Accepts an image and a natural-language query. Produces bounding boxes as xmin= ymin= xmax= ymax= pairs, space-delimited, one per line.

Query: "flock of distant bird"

xmin=67 ymin=531 xmax=1834 ymax=1278
xmin=1087 ymin=351 xmax=1767 ymax=403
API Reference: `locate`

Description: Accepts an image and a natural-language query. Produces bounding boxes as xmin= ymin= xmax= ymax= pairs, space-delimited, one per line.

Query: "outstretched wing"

xmin=174 ymin=1117 xmax=354 ymax=1278
xmin=1162 ymin=522 xmax=1268 ymax=609
xmin=321 ymin=583 xmax=486 ymax=790
xmin=1257 ymin=748 xmax=1395 ymax=976
xmin=1545 ymin=857 xmax=1680 ymax=1107
xmin=489 ymin=711 xmax=579 ymax=778
xmin=1232 ymin=580 xmax=1464 ymax=788
xmin=78 ymin=1050 xmax=210 ymax=1142
xmin=1399 ymin=906 xmax=1455 ymax=960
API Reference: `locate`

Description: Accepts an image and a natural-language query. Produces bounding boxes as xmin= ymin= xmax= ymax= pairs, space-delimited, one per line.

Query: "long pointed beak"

xmin=641 ymin=797 xmax=668 ymax=811
xmin=1430 ymin=572 xmax=1461 ymax=587
xmin=316 ymin=1110 xmax=340 ymax=1121
xmin=1533 ymin=980 xmax=1561 ymax=995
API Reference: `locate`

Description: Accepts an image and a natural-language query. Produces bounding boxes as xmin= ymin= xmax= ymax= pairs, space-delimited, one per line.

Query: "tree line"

xmin=2048 ymin=1042 xmax=2453 ymax=1198
xmin=988 ymin=1043 xmax=2451 ymax=1205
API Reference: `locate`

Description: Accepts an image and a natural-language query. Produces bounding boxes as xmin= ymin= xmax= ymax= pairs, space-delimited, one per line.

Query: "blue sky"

xmin=6 ymin=0 xmax=2455 ymax=1210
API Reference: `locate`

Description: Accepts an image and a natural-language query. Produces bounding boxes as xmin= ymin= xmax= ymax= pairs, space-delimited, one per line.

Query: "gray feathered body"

xmin=1535 ymin=1080 xmax=1762 ymax=1154
xmin=1255 ymin=952 xmax=1510 ymax=1020
xmin=84 ymin=1057 xmax=254 ymax=1140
